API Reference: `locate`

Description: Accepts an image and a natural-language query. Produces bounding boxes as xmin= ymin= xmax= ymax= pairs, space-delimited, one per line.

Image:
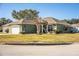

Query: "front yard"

xmin=0 ymin=33 xmax=79 ymax=44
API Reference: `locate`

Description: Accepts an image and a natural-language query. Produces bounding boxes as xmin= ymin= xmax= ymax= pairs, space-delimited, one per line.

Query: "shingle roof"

xmin=3 ymin=17 xmax=70 ymax=27
xmin=58 ymin=20 xmax=70 ymax=26
xmin=3 ymin=18 xmax=47 ymax=27
xmin=44 ymin=17 xmax=70 ymax=26
xmin=44 ymin=17 xmax=59 ymax=24
xmin=71 ymin=23 xmax=79 ymax=27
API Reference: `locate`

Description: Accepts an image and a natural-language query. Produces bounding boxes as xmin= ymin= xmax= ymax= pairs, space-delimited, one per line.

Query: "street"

xmin=0 ymin=43 xmax=79 ymax=56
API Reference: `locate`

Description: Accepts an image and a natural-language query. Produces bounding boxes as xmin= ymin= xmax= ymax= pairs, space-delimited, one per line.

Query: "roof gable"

xmin=44 ymin=17 xmax=60 ymax=24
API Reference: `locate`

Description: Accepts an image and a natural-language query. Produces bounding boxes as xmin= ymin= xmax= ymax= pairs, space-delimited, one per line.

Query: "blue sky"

xmin=0 ymin=3 xmax=79 ymax=21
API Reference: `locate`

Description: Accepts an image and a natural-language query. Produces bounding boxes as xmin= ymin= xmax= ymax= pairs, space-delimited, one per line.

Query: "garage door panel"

xmin=12 ymin=27 xmax=20 ymax=34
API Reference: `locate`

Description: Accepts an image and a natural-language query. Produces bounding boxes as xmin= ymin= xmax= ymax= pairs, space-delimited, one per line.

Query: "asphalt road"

xmin=0 ymin=43 xmax=79 ymax=56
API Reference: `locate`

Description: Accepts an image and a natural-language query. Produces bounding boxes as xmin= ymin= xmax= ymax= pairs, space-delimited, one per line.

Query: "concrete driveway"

xmin=0 ymin=43 xmax=79 ymax=56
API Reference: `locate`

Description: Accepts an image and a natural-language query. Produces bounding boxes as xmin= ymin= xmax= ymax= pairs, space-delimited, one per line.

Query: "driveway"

xmin=0 ymin=43 xmax=79 ymax=56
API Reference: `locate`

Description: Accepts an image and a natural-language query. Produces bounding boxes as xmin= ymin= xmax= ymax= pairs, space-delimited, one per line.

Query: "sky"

xmin=0 ymin=3 xmax=79 ymax=21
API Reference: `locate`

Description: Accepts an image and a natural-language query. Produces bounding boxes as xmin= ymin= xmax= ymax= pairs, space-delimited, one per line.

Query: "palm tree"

xmin=12 ymin=10 xmax=20 ymax=19
xmin=12 ymin=9 xmax=39 ymax=20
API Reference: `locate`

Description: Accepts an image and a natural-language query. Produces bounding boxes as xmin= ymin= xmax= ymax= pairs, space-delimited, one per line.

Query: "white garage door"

xmin=12 ymin=27 xmax=20 ymax=34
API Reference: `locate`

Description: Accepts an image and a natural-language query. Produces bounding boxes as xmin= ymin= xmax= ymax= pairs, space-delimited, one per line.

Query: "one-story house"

xmin=71 ymin=23 xmax=79 ymax=32
xmin=2 ymin=17 xmax=72 ymax=34
xmin=2 ymin=18 xmax=47 ymax=34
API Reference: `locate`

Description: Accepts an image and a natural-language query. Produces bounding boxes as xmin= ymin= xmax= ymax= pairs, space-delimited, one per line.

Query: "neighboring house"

xmin=71 ymin=23 xmax=79 ymax=32
xmin=2 ymin=18 xmax=47 ymax=34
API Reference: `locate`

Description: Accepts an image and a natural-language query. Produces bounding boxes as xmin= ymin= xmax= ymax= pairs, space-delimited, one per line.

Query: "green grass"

xmin=0 ymin=33 xmax=79 ymax=44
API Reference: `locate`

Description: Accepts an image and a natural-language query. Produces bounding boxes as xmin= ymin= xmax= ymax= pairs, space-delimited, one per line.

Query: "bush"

xmin=53 ymin=30 xmax=61 ymax=34
xmin=5 ymin=29 xmax=9 ymax=33
xmin=0 ymin=27 xmax=2 ymax=32
xmin=20 ymin=31 xmax=26 ymax=34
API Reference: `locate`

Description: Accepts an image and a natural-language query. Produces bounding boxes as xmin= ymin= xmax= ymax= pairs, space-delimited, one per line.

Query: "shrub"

xmin=5 ymin=28 xmax=9 ymax=33
xmin=0 ymin=27 xmax=2 ymax=32
xmin=20 ymin=31 xmax=26 ymax=34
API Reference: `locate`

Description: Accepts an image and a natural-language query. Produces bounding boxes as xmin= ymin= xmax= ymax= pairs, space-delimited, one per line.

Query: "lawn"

xmin=0 ymin=33 xmax=79 ymax=44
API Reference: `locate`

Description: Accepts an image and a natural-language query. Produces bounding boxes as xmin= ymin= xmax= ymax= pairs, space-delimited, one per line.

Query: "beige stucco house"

xmin=2 ymin=17 xmax=71 ymax=34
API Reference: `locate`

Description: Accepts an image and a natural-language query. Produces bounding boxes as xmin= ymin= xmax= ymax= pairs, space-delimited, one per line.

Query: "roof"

xmin=44 ymin=17 xmax=70 ymax=26
xmin=3 ymin=18 xmax=47 ymax=27
xmin=44 ymin=17 xmax=59 ymax=25
xmin=71 ymin=23 xmax=79 ymax=27
xmin=3 ymin=17 xmax=70 ymax=27
xmin=58 ymin=20 xmax=70 ymax=26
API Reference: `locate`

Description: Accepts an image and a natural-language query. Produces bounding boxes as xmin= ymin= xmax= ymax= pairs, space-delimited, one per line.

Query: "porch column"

xmin=46 ymin=25 xmax=48 ymax=33
xmin=41 ymin=24 xmax=43 ymax=33
xmin=36 ymin=24 xmax=40 ymax=34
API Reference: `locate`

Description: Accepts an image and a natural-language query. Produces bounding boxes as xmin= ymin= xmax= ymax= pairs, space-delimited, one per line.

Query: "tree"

xmin=62 ymin=18 xmax=79 ymax=24
xmin=0 ymin=18 xmax=12 ymax=32
xmin=0 ymin=18 xmax=12 ymax=26
xmin=11 ymin=10 xmax=19 ymax=19
xmin=12 ymin=9 xmax=39 ymax=20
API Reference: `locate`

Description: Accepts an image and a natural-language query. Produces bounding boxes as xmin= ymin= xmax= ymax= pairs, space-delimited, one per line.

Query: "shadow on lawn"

xmin=4 ymin=42 xmax=73 ymax=46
